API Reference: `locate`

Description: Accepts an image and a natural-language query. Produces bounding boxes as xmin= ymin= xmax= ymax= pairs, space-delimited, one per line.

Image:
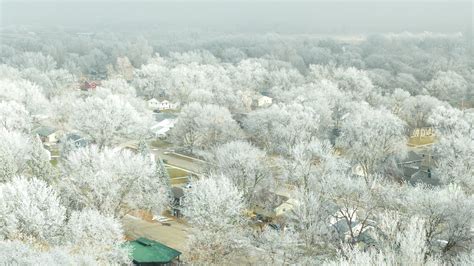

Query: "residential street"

xmin=151 ymin=148 xmax=205 ymax=175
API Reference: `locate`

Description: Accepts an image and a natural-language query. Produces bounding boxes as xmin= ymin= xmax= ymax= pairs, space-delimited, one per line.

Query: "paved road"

xmin=151 ymin=148 xmax=205 ymax=175
xmin=122 ymin=214 xmax=188 ymax=252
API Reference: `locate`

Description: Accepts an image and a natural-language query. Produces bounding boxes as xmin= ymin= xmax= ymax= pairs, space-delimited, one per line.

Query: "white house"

xmin=147 ymin=98 xmax=161 ymax=110
xmin=258 ymin=95 xmax=273 ymax=107
xmin=159 ymin=100 xmax=171 ymax=110
xmin=252 ymin=95 xmax=273 ymax=109
xmin=147 ymin=99 xmax=180 ymax=111
xmin=33 ymin=127 xmax=61 ymax=145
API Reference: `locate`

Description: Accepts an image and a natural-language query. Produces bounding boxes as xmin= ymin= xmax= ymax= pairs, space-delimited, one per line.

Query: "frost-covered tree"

xmin=60 ymin=145 xmax=169 ymax=217
xmin=125 ymin=37 xmax=153 ymax=67
xmin=182 ymin=175 xmax=249 ymax=263
xmin=0 ymin=240 xmax=95 ymax=265
xmin=429 ymin=106 xmax=474 ymax=194
xmin=276 ymin=80 xmax=343 ymax=140
xmin=406 ymin=185 xmax=474 ymax=258
xmin=336 ymin=104 xmax=407 ymax=180
xmin=435 ymin=135 xmax=474 ymax=194
xmin=288 ymin=188 xmax=336 ymax=257
xmin=0 ymin=101 xmax=31 ymax=132
xmin=6 ymin=52 xmax=57 ymax=72
xmin=327 ymin=216 xmax=442 ymax=266
xmin=27 ymin=135 xmax=55 ymax=183
xmin=114 ymin=56 xmax=134 ymax=81
xmin=325 ymin=175 xmax=384 ymax=249
xmin=429 ymin=105 xmax=472 ymax=136
xmin=207 ymin=141 xmax=272 ymax=204
xmin=97 ymin=77 xmax=136 ymax=96
xmin=308 ymin=65 xmax=374 ymax=101
xmin=0 ymin=129 xmax=31 ymax=182
xmin=70 ymin=95 xmax=152 ymax=149
xmin=133 ymin=60 xmax=171 ymax=99
xmin=425 ymin=70 xmax=468 ymax=105
xmin=282 ymin=140 xmax=348 ymax=191
xmin=0 ymin=177 xmax=66 ymax=244
xmin=244 ymin=103 xmax=320 ymax=155
xmin=63 ymin=209 xmax=130 ymax=264
xmin=20 ymin=68 xmax=76 ymax=99
xmin=171 ymin=102 xmax=243 ymax=153
xmin=399 ymin=94 xmax=446 ymax=128
xmin=252 ymin=227 xmax=300 ymax=265
xmin=49 ymin=92 xmax=79 ymax=128
xmin=0 ymin=79 xmax=50 ymax=118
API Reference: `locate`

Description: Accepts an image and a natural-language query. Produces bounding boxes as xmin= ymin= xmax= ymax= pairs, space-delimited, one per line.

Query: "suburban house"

xmin=408 ymin=127 xmax=436 ymax=147
xmin=62 ymin=133 xmax=89 ymax=148
xmin=33 ymin=126 xmax=61 ymax=145
xmin=252 ymin=95 xmax=273 ymax=108
xmin=147 ymin=99 xmax=180 ymax=111
xmin=147 ymin=98 xmax=161 ymax=110
xmin=151 ymin=113 xmax=178 ymax=138
xmin=252 ymin=189 xmax=296 ymax=221
xmin=398 ymin=150 xmax=438 ymax=185
xmin=329 ymin=208 xmax=375 ymax=245
xmin=125 ymin=237 xmax=181 ymax=265
xmin=80 ymin=80 xmax=101 ymax=91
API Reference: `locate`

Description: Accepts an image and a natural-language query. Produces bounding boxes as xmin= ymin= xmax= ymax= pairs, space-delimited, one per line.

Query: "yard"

xmin=166 ymin=166 xmax=191 ymax=185
xmin=150 ymin=139 xmax=172 ymax=149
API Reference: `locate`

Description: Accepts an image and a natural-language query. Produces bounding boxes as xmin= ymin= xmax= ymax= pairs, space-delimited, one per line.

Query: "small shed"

xmin=127 ymin=237 xmax=182 ymax=265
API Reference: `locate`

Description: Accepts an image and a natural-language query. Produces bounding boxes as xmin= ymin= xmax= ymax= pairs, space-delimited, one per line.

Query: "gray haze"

xmin=1 ymin=1 xmax=472 ymax=34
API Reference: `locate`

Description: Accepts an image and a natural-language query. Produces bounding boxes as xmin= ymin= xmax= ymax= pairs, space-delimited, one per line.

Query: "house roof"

xmin=33 ymin=126 xmax=57 ymax=137
xmin=401 ymin=151 xmax=424 ymax=165
xmin=154 ymin=113 xmax=178 ymax=122
xmin=126 ymin=237 xmax=181 ymax=264
xmin=148 ymin=98 xmax=160 ymax=103
xmin=65 ymin=133 xmax=89 ymax=147
xmin=151 ymin=119 xmax=176 ymax=129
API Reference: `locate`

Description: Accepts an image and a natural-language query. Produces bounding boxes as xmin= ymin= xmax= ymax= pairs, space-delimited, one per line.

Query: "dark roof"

xmin=403 ymin=166 xmax=420 ymax=179
xmin=400 ymin=151 xmax=423 ymax=165
xmin=410 ymin=170 xmax=440 ymax=186
xmin=154 ymin=113 xmax=177 ymax=122
xmin=65 ymin=133 xmax=89 ymax=147
xmin=126 ymin=237 xmax=181 ymax=264
xmin=33 ymin=126 xmax=57 ymax=137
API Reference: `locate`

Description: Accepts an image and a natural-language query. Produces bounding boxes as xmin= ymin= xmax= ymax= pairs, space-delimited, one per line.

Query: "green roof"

xmin=34 ymin=126 xmax=57 ymax=137
xmin=126 ymin=237 xmax=181 ymax=264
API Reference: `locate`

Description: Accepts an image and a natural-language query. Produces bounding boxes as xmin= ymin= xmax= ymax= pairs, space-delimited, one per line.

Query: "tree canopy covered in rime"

xmin=0 ymin=14 xmax=472 ymax=265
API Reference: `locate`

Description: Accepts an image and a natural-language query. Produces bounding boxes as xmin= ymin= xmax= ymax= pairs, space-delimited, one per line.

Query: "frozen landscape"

xmin=0 ymin=0 xmax=473 ymax=265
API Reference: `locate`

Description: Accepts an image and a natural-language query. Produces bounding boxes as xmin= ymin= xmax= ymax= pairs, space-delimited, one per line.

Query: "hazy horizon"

xmin=2 ymin=1 xmax=472 ymax=34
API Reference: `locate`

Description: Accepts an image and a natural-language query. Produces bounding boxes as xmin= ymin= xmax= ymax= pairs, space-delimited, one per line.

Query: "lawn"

xmin=166 ymin=166 xmax=190 ymax=185
xmin=408 ymin=136 xmax=436 ymax=147
xmin=150 ymin=139 xmax=172 ymax=149
xmin=166 ymin=167 xmax=189 ymax=179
